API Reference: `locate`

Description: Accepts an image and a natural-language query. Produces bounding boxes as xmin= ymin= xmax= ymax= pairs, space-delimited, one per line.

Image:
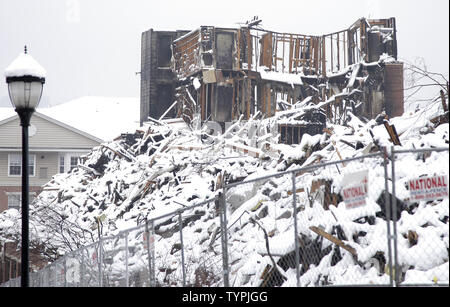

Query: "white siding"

xmin=0 ymin=112 xmax=101 ymax=186
xmin=0 ymin=114 xmax=100 ymax=149
xmin=0 ymin=151 xmax=60 ymax=186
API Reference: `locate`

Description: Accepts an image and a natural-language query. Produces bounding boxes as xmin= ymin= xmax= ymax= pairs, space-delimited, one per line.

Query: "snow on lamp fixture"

xmin=5 ymin=46 xmax=46 ymax=116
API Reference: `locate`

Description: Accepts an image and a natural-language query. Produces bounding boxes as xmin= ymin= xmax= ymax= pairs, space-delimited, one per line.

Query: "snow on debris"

xmin=1 ymin=95 xmax=448 ymax=287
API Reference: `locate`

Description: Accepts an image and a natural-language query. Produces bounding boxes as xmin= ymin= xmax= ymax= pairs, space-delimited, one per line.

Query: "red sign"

xmin=143 ymin=232 xmax=155 ymax=251
xmin=342 ymin=183 xmax=368 ymax=209
xmin=341 ymin=170 xmax=369 ymax=209
xmin=408 ymin=175 xmax=448 ymax=202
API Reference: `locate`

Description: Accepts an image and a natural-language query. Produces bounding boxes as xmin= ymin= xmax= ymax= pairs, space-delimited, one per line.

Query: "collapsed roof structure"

xmin=140 ymin=17 xmax=403 ymax=144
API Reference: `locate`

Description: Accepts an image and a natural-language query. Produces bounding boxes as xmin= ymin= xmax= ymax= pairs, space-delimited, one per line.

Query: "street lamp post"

xmin=4 ymin=46 xmax=46 ymax=287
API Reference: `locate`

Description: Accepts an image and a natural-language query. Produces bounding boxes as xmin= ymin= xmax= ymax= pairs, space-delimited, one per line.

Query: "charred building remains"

xmin=140 ymin=18 xmax=403 ymax=144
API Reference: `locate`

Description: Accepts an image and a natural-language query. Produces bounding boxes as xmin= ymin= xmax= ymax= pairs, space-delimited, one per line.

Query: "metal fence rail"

xmin=2 ymin=147 xmax=448 ymax=287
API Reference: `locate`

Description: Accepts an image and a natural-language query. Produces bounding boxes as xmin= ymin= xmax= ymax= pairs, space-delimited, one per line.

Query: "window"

xmin=29 ymin=155 xmax=35 ymax=176
xmin=7 ymin=194 xmax=21 ymax=210
xmin=59 ymin=156 xmax=65 ymax=173
xmin=8 ymin=154 xmax=21 ymax=176
xmin=58 ymin=153 xmax=83 ymax=173
xmin=7 ymin=193 xmax=36 ymax=210
xmin=70 ymin=156 xmax=80 ymax=171
xmin=8 ymin=154 xmax=36 ymax=176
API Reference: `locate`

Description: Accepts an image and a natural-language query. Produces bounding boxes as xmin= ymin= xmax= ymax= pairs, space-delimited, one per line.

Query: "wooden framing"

xmin=165 ymin=18 xmax=399 ymax=127
xmin=171 ymin=18 xmax=396 ymax=80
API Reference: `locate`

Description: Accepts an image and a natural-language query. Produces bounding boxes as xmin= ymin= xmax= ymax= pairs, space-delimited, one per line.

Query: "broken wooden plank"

xmin=309 ymin=226 xmax=357 ymax=257
xmin=168 ymin=145 xmax=207 ymax=152
xmin=430 ymin=108 xmax=449 ymax=125
xmin=391 ymin=125 xmax=402 ymax=145
xmin=323 ymin=127 xmax=334 ymax=135
xmin=225 ymin=141 xmax=264 ymax=158
xmin=332 ymin=140 xmax=346 ymax=166
xmin=77 ymin=164 xmax=103 ymax=176
xmin=407 ymin=230 xmax=418 ymax=247
xmin=140 ymin=180 xmax=157 ymax=199
xmin=383 ymin=120 xmax=402 ymax=146
xmin=158 ymin=100 xmax=179 ymax=121
xmin=339 ymin=139 xmax=356 ymax=149
xmin=310 ymin=179 xmax=339 ymax=210
xmin=287 ymin=188 xmax=305 ymax=196
xmin=42 ymin=187 xmax=60 ymax=191
xmin=260 ymin=264 xmax=272 ymax=281
xmin=101 ymin=144 xmax=134 ymax=162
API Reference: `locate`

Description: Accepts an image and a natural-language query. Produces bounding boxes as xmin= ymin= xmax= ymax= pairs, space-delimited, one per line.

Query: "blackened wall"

xmin=140 ymin=29 xmax=189 ymax=125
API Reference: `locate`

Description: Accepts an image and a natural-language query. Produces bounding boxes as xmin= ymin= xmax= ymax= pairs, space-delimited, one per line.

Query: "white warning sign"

xmin=342 ymin=184 xmax=368 ymax=209
xmin=408 ymin=175 xmax=448 ymax=202
xmin=341 ymin=170 xmax=369 ymax=209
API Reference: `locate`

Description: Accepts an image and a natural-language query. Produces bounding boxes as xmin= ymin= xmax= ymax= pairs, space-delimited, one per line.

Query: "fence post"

xmin=390 ymin=146 xmax=400 ymax=286
xmin=54 ymin=263 xmax=57 ymax=287
xmin=145 ymin=220 xmax=151 ymax=286
xmin=98 ymin=238 xmax=103 ymax=287
xmin=63 ymin=257 xmax=67 ymax=287
xmin=219 ymin=191 xmax=230 ymax=287
xmin=382 ymin=147 xmax=394 ymax=287
xmin=125 ymin=232 xmax=129 ymax=287
xmin=150 ymin=220 xmax=155 ymax=286
xmin=80 ymin=247 xmax=85 ymax=287
xmin=291 ymin=172 xmax=300 ymax=287
xmin=178 ymin=211 xmax=186 ymax=286
xmin=146 ymin=219 xmax=156 ymax=287
xmin=43 ymin=265 xmax=46 ymax=286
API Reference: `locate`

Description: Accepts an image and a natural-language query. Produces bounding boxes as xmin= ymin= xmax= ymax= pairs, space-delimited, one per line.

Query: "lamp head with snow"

xmin=4 ymin=47 xmax=46 ymax=126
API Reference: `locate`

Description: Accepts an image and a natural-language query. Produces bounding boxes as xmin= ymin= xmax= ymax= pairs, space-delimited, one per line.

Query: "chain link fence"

xmin=222 ymin=151 xmax=394 ymax=287
xmin=2 ymin=147 xmax=448 ymax=287
xmin=388 ymin=147 xmax=449 ymax=286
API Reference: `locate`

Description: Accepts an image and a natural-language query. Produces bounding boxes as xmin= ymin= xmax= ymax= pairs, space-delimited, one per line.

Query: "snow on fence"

xmin=222 ymin=150 xmax=394 ymax=287
xmin=2 ymin=147 xmax=448 ymax=287
xmin=388 ymin=147 xmax=449 ymax=286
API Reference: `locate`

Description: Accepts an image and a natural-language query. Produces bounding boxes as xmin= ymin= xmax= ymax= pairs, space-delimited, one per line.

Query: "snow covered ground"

xmin=0 ymin=93 xmax=448 ymax=287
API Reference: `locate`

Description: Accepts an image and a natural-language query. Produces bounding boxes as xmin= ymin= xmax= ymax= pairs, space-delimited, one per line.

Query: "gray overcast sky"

xmin=0 ymin=0 xmax=449 ymax=107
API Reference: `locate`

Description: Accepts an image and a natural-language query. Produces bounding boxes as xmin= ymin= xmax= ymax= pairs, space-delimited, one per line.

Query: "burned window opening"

xmin=157 ymin=35 xmax=174 ymax=68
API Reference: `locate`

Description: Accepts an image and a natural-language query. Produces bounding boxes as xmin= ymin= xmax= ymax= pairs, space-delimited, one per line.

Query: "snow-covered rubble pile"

xmin=0 ymin=100 xmax=448 ymax=286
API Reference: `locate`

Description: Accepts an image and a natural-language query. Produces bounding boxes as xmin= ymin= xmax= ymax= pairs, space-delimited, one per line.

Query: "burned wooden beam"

xmin=101 ymin=144 xmax=134 ymax=162
xmin=287 ymin=188 xmax=305 ymax=196
xmin=309 ymin=226 xmax=357 ymax=257
xmin=383 ymin=120 xmax=402 ymax=146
